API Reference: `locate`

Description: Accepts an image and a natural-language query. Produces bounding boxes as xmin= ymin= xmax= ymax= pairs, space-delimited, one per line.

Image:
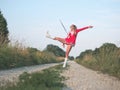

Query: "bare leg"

xmin=54 ymin=37 xmax=66 ymax=44
xmin=54 ymin=37 xmax=66 ymax=48
xmin=65 ymin=45 xmax=72 ymax=59
xmin=53 ymin=37 xmax=73 ymax=67
xmin=63 ymin=45 xmax=72 ymax=68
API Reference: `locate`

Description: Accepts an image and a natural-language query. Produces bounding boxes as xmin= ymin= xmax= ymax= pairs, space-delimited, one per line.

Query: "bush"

xmin=0 ymin=65 xmax=65 ymax=90
xmin=76 ymin=43 xmax=120 ymax=79
xmin=45 ymin=44 xmax=65 ymax=57
xmin=0 ymin=44 xmax=61 ymax=70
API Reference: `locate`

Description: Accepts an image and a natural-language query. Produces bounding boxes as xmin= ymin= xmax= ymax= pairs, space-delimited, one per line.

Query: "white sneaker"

xmin=46 ymin=31 xmax=53 ymax=39
xmin=63 ymin=58 xmax=67 ymax=68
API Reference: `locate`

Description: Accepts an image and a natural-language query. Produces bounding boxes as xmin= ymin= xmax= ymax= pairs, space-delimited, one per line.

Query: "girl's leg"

xmin=65 ymin=45 xmax=72 ymax=58
xmin=54 ymin=37 xmax=66 ymax=44
xmin=53 ymin=37 xmax=73 ymax=67
xmin=63 ymin=45 xmax=72 ymax=68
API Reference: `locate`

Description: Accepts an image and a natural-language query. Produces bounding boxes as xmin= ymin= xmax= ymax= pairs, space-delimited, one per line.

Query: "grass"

xmin=76 ymin=43 xmax=120 ymax=79
xmin=0 ymin=64 xmax=67 ymax=90
xmin=0 ymin=42 xmax=63 ymax=70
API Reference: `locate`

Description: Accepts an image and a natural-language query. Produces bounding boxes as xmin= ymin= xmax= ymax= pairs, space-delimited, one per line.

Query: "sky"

xmin=0 ymin=0 xmax=120 ymax=57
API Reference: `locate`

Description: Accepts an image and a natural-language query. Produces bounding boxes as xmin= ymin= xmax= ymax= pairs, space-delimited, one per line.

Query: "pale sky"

xmin=0 ymin=0 xmax=120 ymax=57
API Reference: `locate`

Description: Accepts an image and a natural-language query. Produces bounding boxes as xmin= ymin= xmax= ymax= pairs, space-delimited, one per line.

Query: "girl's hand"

xmin=88 ymin=26 xmax=93 ymax=28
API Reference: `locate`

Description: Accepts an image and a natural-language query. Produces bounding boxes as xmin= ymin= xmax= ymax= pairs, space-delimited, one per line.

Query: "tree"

xmin=45 ymin=44 xmax=65 ymax=57
xmin=45 ymin=44 xmax=74 ymax=59
xmin=0 ymin=11 xmax=9 ymax=46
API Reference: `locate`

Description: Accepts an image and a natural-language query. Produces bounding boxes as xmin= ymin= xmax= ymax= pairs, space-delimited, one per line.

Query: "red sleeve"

xmin=76 ymin=26 xmax=89 ymax=33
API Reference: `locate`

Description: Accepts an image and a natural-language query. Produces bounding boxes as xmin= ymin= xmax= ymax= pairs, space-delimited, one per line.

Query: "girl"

xmin=46 ymin=24 xmax=93 ymax=68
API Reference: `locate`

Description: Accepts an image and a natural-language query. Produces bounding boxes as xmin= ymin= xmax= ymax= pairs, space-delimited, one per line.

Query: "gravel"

xmin=0 ymin=61 xmax=120 ymax=90
xmin=62 ymin=61 xmax=120 ymax=90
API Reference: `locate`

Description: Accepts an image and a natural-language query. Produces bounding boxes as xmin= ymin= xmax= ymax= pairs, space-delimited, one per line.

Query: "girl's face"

xmin=70 ymin=25 xmax=77 ymax=31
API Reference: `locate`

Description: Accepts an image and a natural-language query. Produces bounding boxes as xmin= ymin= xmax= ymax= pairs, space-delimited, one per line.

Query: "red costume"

xmin=65 ymin=26 xmax=89 ymax=45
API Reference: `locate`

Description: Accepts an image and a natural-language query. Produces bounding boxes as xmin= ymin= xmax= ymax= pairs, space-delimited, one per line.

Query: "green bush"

xmin=0 ymin=65 xmax=65 ymax=90
xmin=76 ymin=43 xmax=120 ymax=79
xmin=0 ymin=45 xmax=61 ymax=70
xmin=45 ymin=44 xmax=65 ymax=57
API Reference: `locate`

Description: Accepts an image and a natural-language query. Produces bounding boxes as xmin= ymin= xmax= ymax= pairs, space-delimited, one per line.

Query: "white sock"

xmin=46 ymin=31 xmax=54 ymax=39
xmin=63 ymin=58 xmax=67 ymax=68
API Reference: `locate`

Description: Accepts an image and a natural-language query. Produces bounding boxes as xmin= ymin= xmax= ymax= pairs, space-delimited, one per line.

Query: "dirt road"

xmin=0 ymin=61 xmax=120 ymax=90
xmin=62 ymin=61 xmax=120 ymax=90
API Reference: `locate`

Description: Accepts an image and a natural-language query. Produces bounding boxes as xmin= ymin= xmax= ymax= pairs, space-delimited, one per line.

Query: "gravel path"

xmin=0 ymin=61 xmax=120 ymax=90
xmin=62 ymin=61 xmax=120 ymax=90
xmin=0 ymin=63 xmax=60 ymax=86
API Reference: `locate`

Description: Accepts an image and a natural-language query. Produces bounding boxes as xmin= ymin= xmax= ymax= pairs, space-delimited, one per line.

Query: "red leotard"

xmin=65 ymin=26 xmax=89 ymax=45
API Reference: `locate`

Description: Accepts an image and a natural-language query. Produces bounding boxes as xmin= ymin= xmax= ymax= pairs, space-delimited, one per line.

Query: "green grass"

xmin=0 ymin=64 xmax=67 ymax=90
xmin=0 ymin=44 xmax=62 ymax=70
xmin=76 ymin=43 xmax=120 ymax=79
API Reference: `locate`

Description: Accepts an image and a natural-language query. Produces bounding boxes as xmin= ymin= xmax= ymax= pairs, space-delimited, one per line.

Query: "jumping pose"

xmin=46 ymin=24 xmax=93 ymax=68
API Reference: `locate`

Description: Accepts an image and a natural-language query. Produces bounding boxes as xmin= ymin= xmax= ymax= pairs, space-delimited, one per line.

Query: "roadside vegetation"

xmin=76 ymin=43 xmax=120 ymax=79
xmin=0 ymin=44 xmax=63 ymax=70
xmin=0 ymin=65 xmax=67 ymax=90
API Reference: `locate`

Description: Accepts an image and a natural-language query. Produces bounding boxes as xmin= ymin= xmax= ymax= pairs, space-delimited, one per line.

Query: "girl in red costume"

xmin=46 ymin=24 xmax=93 ymax=68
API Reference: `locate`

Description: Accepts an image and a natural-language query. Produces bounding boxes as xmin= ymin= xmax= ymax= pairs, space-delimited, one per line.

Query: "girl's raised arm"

xmin=77 ymin=26 xmax=93 ymax=33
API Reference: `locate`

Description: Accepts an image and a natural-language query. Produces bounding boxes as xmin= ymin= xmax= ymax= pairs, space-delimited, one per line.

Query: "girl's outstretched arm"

xmin=77 ymin=26 xmax=93 ymax=33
